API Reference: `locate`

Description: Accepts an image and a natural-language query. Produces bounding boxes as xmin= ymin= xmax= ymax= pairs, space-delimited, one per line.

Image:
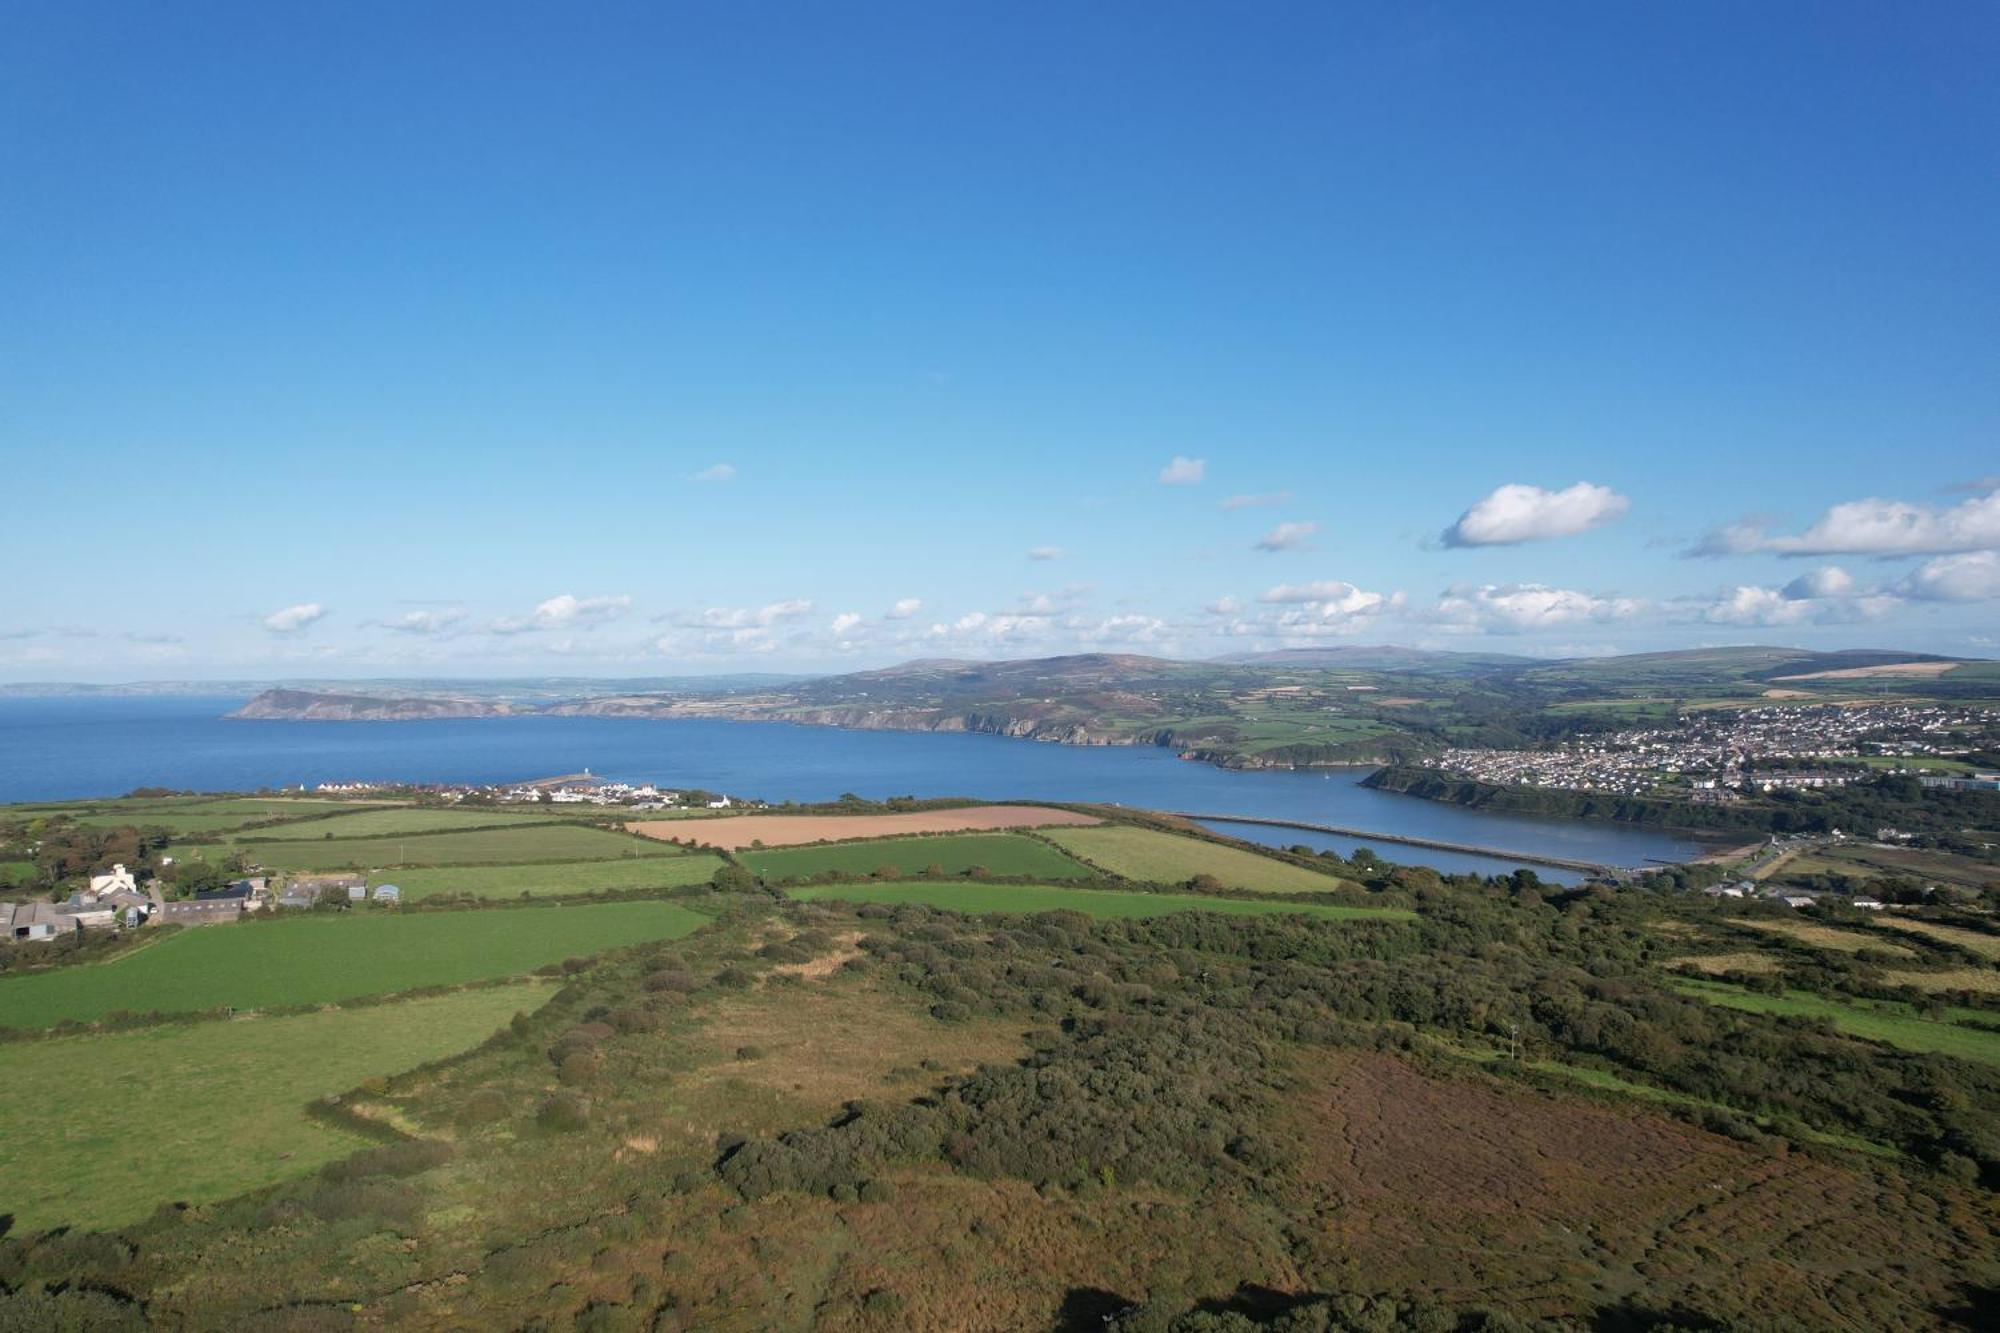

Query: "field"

xmin=632 ymin=805 xmax=1100 ymax=850
xmin=1664 ymin=950 xmax=1782 ymax=976
xmin=741 ymin=833 xmax=1091 ymax=882
xmin=233 ymin=806 xmax=574 ymax=841
xmin=0 ymin=901 xmax=706 ymax=1027
xmin=786 ymin=880 xmax=1412 ymax=922
xmin=1041 ymin=824 xmax=1354 ymax=893
xmin=1733 ymin=918 xmax=1915 ymax=957
xmin=1772 ymin=843 xmax=2000 ymax=890
xmin=1874 ymin=916 xmax=2000 ymax=960
xmin=1670 ymin=978 xmax=2000 ymax=1067
xmin=237 ymin=823 xmax=676 ymax=870
xmin=378 ymin=855 xmax=728 ymax=900
xmin=0 ymin=985 xmax=538 ymax=1231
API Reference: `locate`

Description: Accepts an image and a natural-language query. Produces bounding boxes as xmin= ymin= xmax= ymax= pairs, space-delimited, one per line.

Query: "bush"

xmin=558 ymin=1051 xmax=602 ymax=1086
xmin=538 ymin=1092 xmax=592 ymax=1132
xmin=321 ymin=1138 xmax=454 ymax=1182
xmin=644 ymin=969 xmax=699 ymax=993
xmin=735 ymin=1044 xmax=766 ymax=1061
xmin=458 ymin=1088 xmax=511 ymax=1127
xmin=857 ymin=1178 xmax=897 ymax=1204
xmin=608 ymin=1005 xmax=661 ymax=1033
xmin=304 ymin=1177 xmax=422 ymax=1227
xmin=714 ymin=966 xmax=755 ymax=990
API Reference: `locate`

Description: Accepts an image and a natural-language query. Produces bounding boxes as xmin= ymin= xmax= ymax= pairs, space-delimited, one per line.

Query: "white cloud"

xmin=1254 ymin=580 xmax=1402 ymax=631
xmin=1027 ymin=545 xmax=1066 ymax=561
xmin=1693 ymin=487 xmax=2000 ymax=557
xmin=886 ymin=597 xmax=923 ymax=619
xmin=1159 ymin=456 xmax=1206 ymax=485
xmin=1694 ymin=584 xmax=1896 ymax=627
xmin=1429 ymin=583 xmax=1640 ymax=632
xmin=1898 ymin=550 xmax=2000 ymax=602
xmin=830 ymin=612 xmax=863 ymax=635
xmin=692 ymin=463 xmax=737 ymax=483
xmin=1204 ymin=595 xmax=1243 ymax=616
xmin=492 ymin=593 xmax=632 ymax=634
xmin=1221 ymin=491 xmax=1290 ymax=510
xmin=1779 ymin=566 xmax=1854 ymax=601
xmin=262 ymin=603 xmax=327 ymax=634
xmin=378 ymin=608 xmax=468 ymax=635
xmin=1253 ymin=521 xmax=1319 ymax=552
xmin=1442 ymin=482 xmax=1629 ymax=547
xmin=677 ymin=599 xmax=815 ymax=630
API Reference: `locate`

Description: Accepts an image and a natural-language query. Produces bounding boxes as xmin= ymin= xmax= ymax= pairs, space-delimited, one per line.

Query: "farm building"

xmin=158 ymin=898 xmax=246 ymax=925
xmin=284 ymin=874 xmax=365 ymax=906
xmin=88 ymin=864 xmax=138 ymax=896
xmin=2 ymin=901 xmax=80 ymax=942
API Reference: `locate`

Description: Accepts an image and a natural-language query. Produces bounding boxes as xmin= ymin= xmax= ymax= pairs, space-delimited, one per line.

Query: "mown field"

xmin=234 ymin=806 xmax=577 ymax=841
xmin=0 ymin=901 xmax=706 ymax=1028
xmin=237 ymin=823 xmax=676 ymax=870
xmin=741 ymin=833 xmax=1091 ymax=882
xmin=786 ymin=880 xmax=1413 ymax=922
xmin=1042 ymin=824 xmax=1354 ymax=893
xmin=1875 ymin=916 xmax=2000 ymax=961
xmin=378 ymin=855 xmax=728 ymax=901
xmin=0 ymin=984 xmax=538 ymax=1231
xmin=1670 ymin=977 xmax=2000 ymax=1067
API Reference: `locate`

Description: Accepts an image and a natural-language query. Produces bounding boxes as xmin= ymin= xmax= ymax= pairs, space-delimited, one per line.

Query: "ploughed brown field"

xmin=627 ymin=804 xmax=1100 ymax=850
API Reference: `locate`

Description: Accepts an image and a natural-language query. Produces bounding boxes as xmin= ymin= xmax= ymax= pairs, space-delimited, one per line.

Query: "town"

xmin=1428 ymin=702 xmax=2000 ymax=799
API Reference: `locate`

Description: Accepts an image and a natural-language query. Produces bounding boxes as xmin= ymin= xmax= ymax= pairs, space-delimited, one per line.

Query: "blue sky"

xmin=3 ymin=1 xmax=1996 ymax=680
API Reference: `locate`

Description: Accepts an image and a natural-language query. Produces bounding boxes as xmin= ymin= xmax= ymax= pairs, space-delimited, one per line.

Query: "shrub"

xmin=321 ymin=1138 xmax=454 ymax=1182
xmin=714 ymin=966 xmax=755 ymax=990
xmin=857 ymin=1178 xmax=897 ymax=1204
xmin=538 ymin=1092 xmax=592 ymax=1132
xmin=735 ymin=1044 xmax=766 ymax=1061
xmin=459 ymin=1088 xmax=511 ymax=1127
xmin=558 ymin=1051 xmax=602 ymax=1086
xmin=608 ymin=1006 xmax=661 ymax=1033
xmin=644 ymin=969 xmax=699 ymax=993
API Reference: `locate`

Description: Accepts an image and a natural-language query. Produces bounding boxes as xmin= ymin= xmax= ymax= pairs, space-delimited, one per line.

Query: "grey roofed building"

xmin=2 ymin=900 xmax=80 ymax=942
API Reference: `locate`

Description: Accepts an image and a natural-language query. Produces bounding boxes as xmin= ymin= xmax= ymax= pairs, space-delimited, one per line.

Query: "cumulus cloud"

xmin=1221 ymin=491 xmax=1290 ymax=510
xmin=1442 ymin=482 xmax=1629 ymax=547
xmin=1694 ymin=585 xmax=1895 ymax=627
xmin=492 ymin=593 xmax=632 ymax=634
xmin=692 ymin=463 xmax=737 ymax=483
xmin=886 ymin=597 xmax=923 ymax=619
xmin=377 ymin=608 xmax=468 ymax=635
xmin=262 ymin=603 xmax=328 ymax=634
xmin=1253 ymin=521 xmax=1319 ymax=552
xmin=830 ymin=612 xmax=863 ymax=635
xmin=674 ymin=599 xmax=815 ymax=630
xmin=1204 ymin=595 xmax=1243 ymax=616
xmin=1159 ymin=456 xmax=1206 ymax=485
xmin=1428 ymin=583 xmax=1640 ymax=632
xmin=1779 ymin=566 xmax=1854 ymax=601
xmin=1691 ymin=487 xmax=2000 ymax=557
xmin=1898 ymin=550 xmax=2000 ymax=602
xmin=1026 ymin=545 xmax=1066 ymax=561
xmin=1254 ymin=580 xmax=1402 ymax=631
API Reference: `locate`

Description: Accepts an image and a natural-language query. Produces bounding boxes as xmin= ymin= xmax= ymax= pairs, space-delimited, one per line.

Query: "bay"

xmin=0 ymin=696 xmax=1709 ymax=881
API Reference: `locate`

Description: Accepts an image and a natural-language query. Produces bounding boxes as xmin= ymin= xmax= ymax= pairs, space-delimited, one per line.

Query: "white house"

xmin=88 ymin=864 xmax=138 ymax=897
xmin=706 ymin=796 xmax=732 ymax=809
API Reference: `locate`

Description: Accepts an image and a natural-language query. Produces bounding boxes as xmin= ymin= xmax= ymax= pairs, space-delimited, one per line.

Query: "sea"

xmin=0 ymin=696 xmax=1711 ymax=883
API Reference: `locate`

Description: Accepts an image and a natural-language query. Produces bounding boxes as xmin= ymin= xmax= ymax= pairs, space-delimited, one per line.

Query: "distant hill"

xmin=1210 ymin=645 xmax=1537 ymax=674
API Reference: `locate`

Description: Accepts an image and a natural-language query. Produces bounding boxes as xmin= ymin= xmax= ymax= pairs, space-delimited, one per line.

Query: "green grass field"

xmin=786 ymin=880 xmax=1413 ymax=922
xmin=0 ymin=901 xmax=707 ymax=1028
xmin=377 ymin=855 xmax=728 ymax=900
xmin=741 ymin=833 xmax=1092 ymax=882
xmin=0 ymin=985 xmax=539 ymax=1231
xmin=234 ymin=806 xmax=575 ymax=841
xmin=1041 ymin=825 xmax=1355 ymax=894
xmin=1671 ymin=978 xmax=2000 ymax=1068
xmin=236 ymin=823 xmax=676 ymax=870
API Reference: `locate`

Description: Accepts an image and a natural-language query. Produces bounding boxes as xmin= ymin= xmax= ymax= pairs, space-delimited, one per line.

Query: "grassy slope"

xmin=0 ymin=902 xmax=707 ymax=1028
xmin=237 ymin=823 xmax=677 ymax=870
xmin=787 ymin=880 xmax=1413 ymax=922
xmin=741 ymin=833 xmax=1091 ymax=882
xmin=1671 ymin=978 xmax=2000 ymax=1067
xmin=379 ymin=855 xmax=727 ymax=901
xmin=0 ymin=985 xmax=538 ymax=1230
xmin=1042 ymin=825 xmax=1355 ymax=894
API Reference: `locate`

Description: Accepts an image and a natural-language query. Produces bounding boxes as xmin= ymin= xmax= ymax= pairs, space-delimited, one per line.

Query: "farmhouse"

xmin=88 ymin=864 xmax=138 ymax=896
xmin=1 ymin=900 xmax=78 ymax=942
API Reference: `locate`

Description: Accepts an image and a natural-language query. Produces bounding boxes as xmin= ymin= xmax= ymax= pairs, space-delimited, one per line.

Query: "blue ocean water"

xmin=0 ymin=696 xmax=1709 ymax=880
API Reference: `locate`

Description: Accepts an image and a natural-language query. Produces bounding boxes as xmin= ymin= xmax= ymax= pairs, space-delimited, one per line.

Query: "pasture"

xmin=786 ymin=880 xmax=1414 ymax=922
xmin=1670 ymin=978 xmax=2000 ymax=1068
xmin=234 ymin=806 xmax=573 ymax=841
xmin=741 ymin=833 xmax=1091 ymax=882
xmin=0 ymin=985 xmax=537 ymax=1231
xmin=237 ymin=823 xmax=674 ymax=870
xmin=1041 ymin=824 xmax=1354 ymax=893
xmin=379 ymin=854 xmax=727 ymax=901
xmin=632 ymin=805 xmax=1099 ymax=850
xmin=1874 ymin=917 xmax=2000 ymax=961
xmin=0 ymin=901 xmax=707 ymax=1028
xmin=1732 ymin=918 xmax=1914 ymax=957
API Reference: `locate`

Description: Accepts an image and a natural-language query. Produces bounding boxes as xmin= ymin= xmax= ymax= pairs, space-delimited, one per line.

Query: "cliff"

xmin=228 ymin=689 xmax=521 ymax=721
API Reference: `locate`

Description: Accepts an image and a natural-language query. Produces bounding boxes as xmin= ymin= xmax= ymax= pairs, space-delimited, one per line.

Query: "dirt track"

xmin=627 ymin=805 xmax=1099 ymax=850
